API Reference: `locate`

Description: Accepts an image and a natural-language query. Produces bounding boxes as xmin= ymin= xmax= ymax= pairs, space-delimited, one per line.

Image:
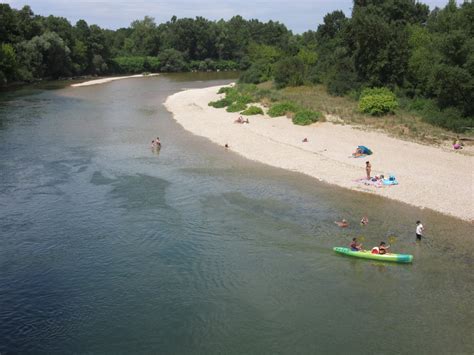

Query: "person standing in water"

xmin=366 ymin=161 xmax=372 ymax=180
xmin=416 ymin=220 xmax=424 ymax=241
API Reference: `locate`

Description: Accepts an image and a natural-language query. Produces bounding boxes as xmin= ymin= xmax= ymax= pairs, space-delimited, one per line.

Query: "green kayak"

xmin=333 ymin=247 xmax=413 ymax=263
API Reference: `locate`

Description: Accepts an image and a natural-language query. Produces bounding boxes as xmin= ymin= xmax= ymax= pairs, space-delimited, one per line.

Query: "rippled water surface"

xmin=1 ymin=74 xmax=473 ymax=354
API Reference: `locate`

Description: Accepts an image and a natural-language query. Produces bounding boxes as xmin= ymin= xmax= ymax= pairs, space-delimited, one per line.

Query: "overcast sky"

xmin=4 ymin=0 xmax=456 ymax=33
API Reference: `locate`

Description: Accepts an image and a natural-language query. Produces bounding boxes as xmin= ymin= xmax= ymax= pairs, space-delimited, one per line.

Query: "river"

xmin=0 ymin=73 xmax=473 ymax=354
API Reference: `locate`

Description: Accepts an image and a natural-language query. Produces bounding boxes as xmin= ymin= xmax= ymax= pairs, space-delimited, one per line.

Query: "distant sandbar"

xmin=71 ymin=74 xmax=159 ymax=87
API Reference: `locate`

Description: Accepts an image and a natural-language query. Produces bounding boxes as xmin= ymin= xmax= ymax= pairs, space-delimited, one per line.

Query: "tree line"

xmin=0 ymin=1 xmax=472 ymax=131
xmin=0 ymin=4 xmax=292 ymax=81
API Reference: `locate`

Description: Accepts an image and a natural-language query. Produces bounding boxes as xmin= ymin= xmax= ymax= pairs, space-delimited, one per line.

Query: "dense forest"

xmin=0 ymin=1 xmax=472 ymax=131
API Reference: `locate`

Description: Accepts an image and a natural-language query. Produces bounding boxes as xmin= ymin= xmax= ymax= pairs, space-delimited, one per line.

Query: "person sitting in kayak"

xmin=378 ymin=241 xmax=390 ymax=255
xmin=350 ymin=238 xmax=362 ymax=251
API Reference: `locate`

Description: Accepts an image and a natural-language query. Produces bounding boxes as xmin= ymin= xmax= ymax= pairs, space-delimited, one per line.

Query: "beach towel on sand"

xmin=354 ymin=177 xmax=383 ymax=188
xmin=382 ymin=175 xmax=399 ymax=185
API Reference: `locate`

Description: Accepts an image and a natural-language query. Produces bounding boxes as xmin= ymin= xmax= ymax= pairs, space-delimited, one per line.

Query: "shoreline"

xmin=71 ymin=73 xmax=159 ymax=87
xmin=164 ymin=84 xmax=474 ymax=222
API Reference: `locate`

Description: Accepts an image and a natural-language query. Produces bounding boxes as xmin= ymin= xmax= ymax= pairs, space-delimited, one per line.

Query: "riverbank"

xmin=165 ymin=84 xmax=474 ymax=222
xmin=71 ymin=73 xmax=159 ymax=87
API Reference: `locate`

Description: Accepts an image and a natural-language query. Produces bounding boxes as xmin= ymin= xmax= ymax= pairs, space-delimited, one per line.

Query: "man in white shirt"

xmin=416 ymin=221 xmax=424 ymax=241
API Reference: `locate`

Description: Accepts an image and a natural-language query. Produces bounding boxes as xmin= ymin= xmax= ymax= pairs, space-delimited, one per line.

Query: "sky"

xmin=4 ymin=0 xmax=456 ymax=33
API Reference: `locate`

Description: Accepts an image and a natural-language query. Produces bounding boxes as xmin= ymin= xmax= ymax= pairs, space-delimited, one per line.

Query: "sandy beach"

xmin=71 ymin=73 xmax=159 ymax=87
xmin=165 ymin=85 xmax=474 ymax=222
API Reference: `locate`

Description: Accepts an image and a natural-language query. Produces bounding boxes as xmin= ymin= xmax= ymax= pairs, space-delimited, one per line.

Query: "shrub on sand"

xmin=226 ymin=102 xmax=247 ymax=112
xmin=358 ymin=87 xmax=398 ymax=116
xmin=241 ymin=106 xmax=264 ymax=115
xmin=292 ymin=110 xmax=322 ymax=125
xmin=268 ymin=101 xmax=300 ymax=117
xmin=208 ymin=97 xmax=232 ymax=108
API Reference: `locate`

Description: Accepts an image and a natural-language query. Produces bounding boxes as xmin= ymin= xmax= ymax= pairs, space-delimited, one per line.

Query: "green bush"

xmin=208 ymin=97 xmax=232 ymax=108
xmin=226 ymin=102 xmax=247 ymax=112
xmin=236 ymin=94 xmax=253 ymax=104
xmin=359 ymin=87 xmax=395 ymax=99
xmin=241 ymin=106 xmax=264 ymax=115
xmin=217 ymin=86 xmax=233 ymax=94
xmin=274 ymin=56 xmax=305 ymax=88
xmin=358 ymin=87 xmax=398 ymax=116
xmin=292 ymin=110 xmax=322 ymax=125
xmin=224 ymin=87 xmax=240 ymax=102
xmin=268 ymin=102 xmax=300 ymax=117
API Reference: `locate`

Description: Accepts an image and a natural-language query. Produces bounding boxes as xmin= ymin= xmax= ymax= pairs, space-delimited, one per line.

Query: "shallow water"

xmin=0 ymin=73 xmax=473 ymax=354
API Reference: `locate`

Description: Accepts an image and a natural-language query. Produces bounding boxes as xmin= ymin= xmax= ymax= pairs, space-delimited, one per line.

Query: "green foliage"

xmin=208 ymin=97 xmax=233 ymax=108
xmin=358 ymin=87 xmax=399 ymax=116
xmin=189 ymin=59 xmax=239 ymax=71
xmin=226 ymin=102 xmax=247 ymax=112
xmin=0 ymin=43 xmax=17 ymax=83
xmin=241 ymin=106 xmax=263 ymax=115
xmin=268 ymin=102 xmax=300 ymax=117
xmin=112 ymin=56 xmax=160 ymax=73
xmin=157 ymin=48 xmax=187 ymax=72
xmin=239 ymin=62 xmax=270 ymax=84
xmin=292 ymin=110 xmax=322 ymax=125
xmin=217 ymin=86 xmax=232 ymax=94
xmin=212 ymin=85 xmax=256 ymax=109
xmin=274 ymin=56 xmax=305 ymax=88
xmin=236 ymin=94 xmax=253 ymax=104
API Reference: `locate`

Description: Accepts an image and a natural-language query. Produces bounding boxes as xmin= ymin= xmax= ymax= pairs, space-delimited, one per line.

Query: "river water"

xmin=0 ymin=73 xmax=473 ymax=354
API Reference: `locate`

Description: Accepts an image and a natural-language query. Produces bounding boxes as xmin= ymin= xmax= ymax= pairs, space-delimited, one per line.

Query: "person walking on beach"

xmin=366 ymin=161 xmax=372 ymax=180
xmin=416 ymin=220 xmax=424 ymax=241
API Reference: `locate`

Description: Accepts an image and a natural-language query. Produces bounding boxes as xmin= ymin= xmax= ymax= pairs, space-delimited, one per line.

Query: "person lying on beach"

xmin=360 ymin=216 xmax=369 ymax=225
xmin=350 ymin=238 xmax=362 ymax=251
xmin=352 ymin=147 xmax=364 ymax=157
xmin=234 ymin=116 xmax=244 ymax=124
xmin=302 ymin=138 xmax=308 ymax=142
xmin=335 ymin=219 xmax=349 ymax=228
xmin=370 ymin=174 xmax=384 ymax=182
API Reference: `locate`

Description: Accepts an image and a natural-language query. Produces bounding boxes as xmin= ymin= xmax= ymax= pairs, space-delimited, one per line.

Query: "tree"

xmin=274 ymin=56 xmax=305 ymax=88
xmin=157 ymin=48 xmax=187 ymax=72
xmin=16 ymin=31 xmax=71 ymax=79
xmin=0 ymin=43 xmax=17 ymax=83
xmin=127 ymin=16 xmax=159 ymax=56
